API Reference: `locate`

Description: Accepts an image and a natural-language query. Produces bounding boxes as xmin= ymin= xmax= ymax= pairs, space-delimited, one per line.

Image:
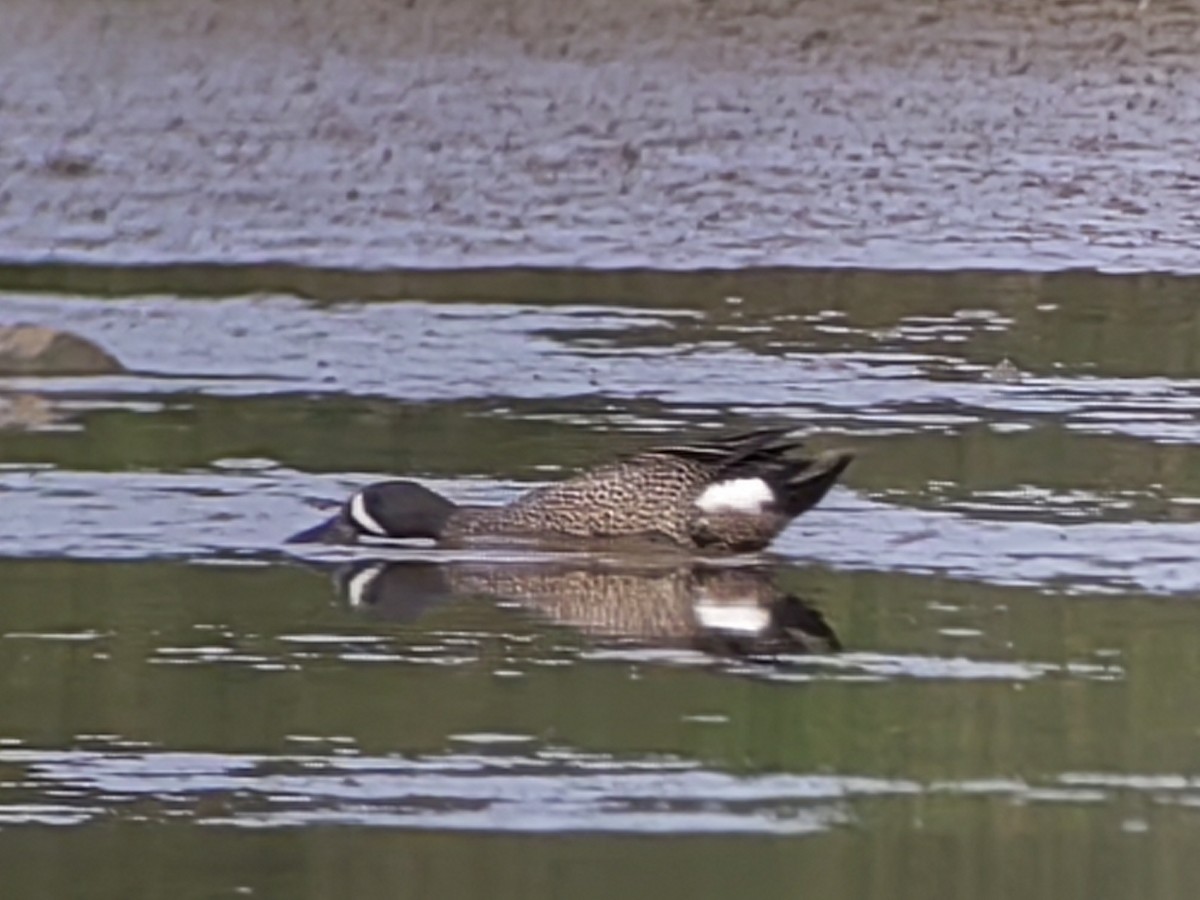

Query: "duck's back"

xmin=440 ymin=428 xmax=851 ymax=552
xmin=447 ymin=453 xmax=708 ymax=545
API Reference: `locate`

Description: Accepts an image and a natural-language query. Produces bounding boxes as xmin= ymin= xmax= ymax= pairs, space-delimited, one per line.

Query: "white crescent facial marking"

xmin=695 ymin=477 xmax=774 ymax=514
xmin=345 ymin=567 xmax=381 ymax=608
xmin=693 ymin=598 xmax=770 ymax=634
xmin=350 ymin=492 xmax=388 ymax=537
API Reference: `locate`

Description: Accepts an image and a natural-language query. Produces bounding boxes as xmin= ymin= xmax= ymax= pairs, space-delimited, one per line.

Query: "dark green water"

xmin=1 ymin=267 xmax=1199 ymax=898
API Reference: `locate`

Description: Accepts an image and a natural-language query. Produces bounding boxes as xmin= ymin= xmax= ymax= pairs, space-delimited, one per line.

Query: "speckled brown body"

xmin=440 ymin=428 xmax=853 ymax=553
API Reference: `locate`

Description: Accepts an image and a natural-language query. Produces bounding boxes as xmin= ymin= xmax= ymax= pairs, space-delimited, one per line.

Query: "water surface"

xmin=1 ymin=266 xmax=1199 ymax=898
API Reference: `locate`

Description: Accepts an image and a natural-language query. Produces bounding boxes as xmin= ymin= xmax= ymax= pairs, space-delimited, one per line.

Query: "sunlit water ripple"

xmin=2 ymin=743 xmax=1189 ymax=834
xmin=3 ymin=294 xmax=1199 ymax=442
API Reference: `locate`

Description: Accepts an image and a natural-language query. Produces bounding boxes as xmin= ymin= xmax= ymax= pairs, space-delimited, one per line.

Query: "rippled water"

xmin=7 ymin=0 xmax=1200 ymax=274
xmin=2 ymin=267 xmax=1200 ymax=898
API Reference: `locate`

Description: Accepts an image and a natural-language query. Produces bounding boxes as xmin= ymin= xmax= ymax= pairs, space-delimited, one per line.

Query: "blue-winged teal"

xmin=289 ymin=427 xmax=853 ymax=553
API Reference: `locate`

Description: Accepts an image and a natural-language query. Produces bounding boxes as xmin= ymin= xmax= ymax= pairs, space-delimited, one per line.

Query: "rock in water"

xmin=0 ymin=325 xmax=124 ymax=375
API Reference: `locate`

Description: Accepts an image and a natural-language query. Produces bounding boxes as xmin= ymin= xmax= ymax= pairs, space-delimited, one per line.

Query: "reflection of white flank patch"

xmin=693 ymin=598 xmax=770 ymax=634
xmin=350 ymin=492 xmax=387 ymax=536
xmin=695 ymin=477 xmax=774 ymax=514
xmin=345 ymin=567 xmax=382 ymax=608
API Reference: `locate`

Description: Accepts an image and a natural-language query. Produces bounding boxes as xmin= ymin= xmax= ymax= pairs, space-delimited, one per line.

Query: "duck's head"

xmin=287 ymin=480 xmax=457 ymax=544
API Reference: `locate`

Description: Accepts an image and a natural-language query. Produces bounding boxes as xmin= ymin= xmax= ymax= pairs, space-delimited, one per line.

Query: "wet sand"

xmin=3 ymin=0 xmax=1200 ymax=271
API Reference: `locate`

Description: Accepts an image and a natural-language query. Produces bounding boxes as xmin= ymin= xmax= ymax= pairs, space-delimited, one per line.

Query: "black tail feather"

xmin=650 ymin=426 xmax=802 ymax=468
xmin=778 ymin=449 xmax=855 ymax=518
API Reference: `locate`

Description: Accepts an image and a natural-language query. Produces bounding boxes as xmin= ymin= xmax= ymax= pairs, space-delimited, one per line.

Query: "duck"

xmin=288 ymin=426 xmax=854 ymax=554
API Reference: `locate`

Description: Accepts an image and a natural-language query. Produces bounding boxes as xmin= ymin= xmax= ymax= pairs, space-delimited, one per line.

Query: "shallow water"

xmin=2 ymin=266 xmax=1200 ymax=897
xmin=7 ymin=0 xmax=1200 ymax=273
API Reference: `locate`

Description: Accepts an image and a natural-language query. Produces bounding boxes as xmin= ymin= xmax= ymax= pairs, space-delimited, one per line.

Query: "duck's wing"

xmin=490 ymin=428 xmax=851 ymax=549
xmin=640 ymin=427 xmax=801 ymax=469
xmin=648 ymin=427 xmax=851 ymax=517
xmin=646 ymin=428 xmax=854 ymax=552
xmin=498 ymin=450 xmax=711 ymax=544
xmin=491 ymin=430 xmax=790 ymax=542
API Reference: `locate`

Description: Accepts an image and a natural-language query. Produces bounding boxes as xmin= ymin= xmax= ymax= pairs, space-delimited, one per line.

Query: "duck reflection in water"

xmin=324 ymin=558 xmax=841 ymax=658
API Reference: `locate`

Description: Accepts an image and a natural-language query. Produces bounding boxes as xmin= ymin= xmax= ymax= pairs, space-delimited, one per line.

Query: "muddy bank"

xmin=3 ymin=0 xmax=1199 ymax=271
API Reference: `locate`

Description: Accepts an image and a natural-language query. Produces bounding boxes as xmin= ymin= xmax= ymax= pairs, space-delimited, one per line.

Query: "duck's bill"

xmin=286 ymin=515 xmax=358 ymax=544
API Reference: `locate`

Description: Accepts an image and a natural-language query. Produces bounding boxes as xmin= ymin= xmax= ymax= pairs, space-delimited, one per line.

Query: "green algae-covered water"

xmin=1 ymin=267 xmax=1199 ymax=899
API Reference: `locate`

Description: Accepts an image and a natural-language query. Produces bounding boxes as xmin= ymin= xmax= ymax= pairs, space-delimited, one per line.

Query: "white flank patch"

xmin=693 ymin=599 xmax=770 ymax=635
xmin=345 ymin=567 xmax=381 ymax=608
xmin=695 ymin=477 xmax=774 ymax=514
xmin=350 ymin=492 xmax=388 ymax=537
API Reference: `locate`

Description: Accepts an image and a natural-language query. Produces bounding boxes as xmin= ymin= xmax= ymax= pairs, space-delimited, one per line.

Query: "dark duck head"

xmin=288 ymin=480 xmax=457 ymax=544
